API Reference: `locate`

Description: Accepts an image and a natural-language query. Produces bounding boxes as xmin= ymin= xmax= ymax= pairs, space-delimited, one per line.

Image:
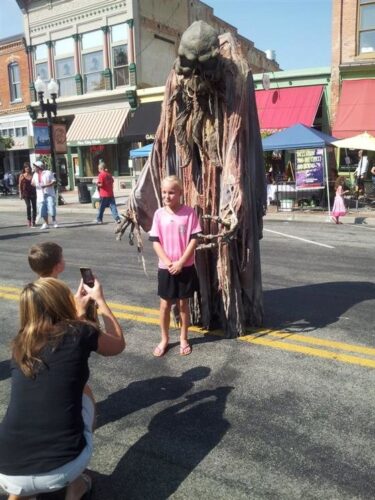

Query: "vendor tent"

xmin=129 ymin=143 xmax=153 ymax=158
xmin=262 ymin=123 xmax=337 ymax=215
xmin=331 ymin=131 xmax=375 ymax=151
xmin=262 ymin=123 xmax=337 ymax=151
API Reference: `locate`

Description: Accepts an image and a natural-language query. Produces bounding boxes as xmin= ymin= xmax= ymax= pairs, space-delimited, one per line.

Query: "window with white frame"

xmin=359 ymin=0 xmax=375 ymax=53
xmin=54 ymin=37 xmax=75 ymax=96
xmin=8 ymin=63 xmax=21 ymax=101
xmin=81 ymin=30 xmax=104 ymax=93
xmin=35 ymin=44 xmax=49 ymax=83
xmin=111 ymin=23 xmax=129 ymax=87
xmin=15 ymin=127 xmax=28 ymax=137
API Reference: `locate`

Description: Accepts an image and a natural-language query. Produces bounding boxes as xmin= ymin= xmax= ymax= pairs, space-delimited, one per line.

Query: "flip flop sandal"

xmin=153 ymin=344 xmax=169 ymax=357
xmin=180 ymin=344 xmax=192 ymax=356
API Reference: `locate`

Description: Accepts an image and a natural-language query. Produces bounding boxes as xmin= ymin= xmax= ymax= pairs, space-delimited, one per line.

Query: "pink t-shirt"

xmin=149 ymin=205 xmax=201 ymax=269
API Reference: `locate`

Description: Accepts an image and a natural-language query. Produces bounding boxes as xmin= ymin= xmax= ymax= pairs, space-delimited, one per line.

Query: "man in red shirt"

xmin=95 ymin=162 xmax=121 ymax=224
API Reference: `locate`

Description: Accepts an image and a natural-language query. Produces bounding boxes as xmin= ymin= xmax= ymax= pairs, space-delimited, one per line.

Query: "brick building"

xmin=331 ymin=0 xmax=375 ymax=139
xmin=0 ymin=34 xmax=33 ymax=176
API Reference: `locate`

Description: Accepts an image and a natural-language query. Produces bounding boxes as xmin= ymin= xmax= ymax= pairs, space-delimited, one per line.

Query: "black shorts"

xmin=157 ymin=265 xmax=199 ymax=300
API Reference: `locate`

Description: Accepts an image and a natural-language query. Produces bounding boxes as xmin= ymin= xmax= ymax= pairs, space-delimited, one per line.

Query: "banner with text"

xmin=295 ymin=148 xmax=325 ymax=190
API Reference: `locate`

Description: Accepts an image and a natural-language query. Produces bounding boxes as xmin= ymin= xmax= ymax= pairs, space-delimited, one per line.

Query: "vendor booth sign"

xmin=33 ymin=123 xmax=51 ymax=154
xmin=295 ymin=148 xmax=324 ymax=190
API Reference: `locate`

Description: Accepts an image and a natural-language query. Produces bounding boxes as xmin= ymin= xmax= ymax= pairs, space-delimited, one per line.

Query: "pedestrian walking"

xmin=149 ymin=175 xmax=201 ymax=357
xmin=18 ymin=162 xmax=37 ymax=227
xmin=354 ymin=149 xmax=369 ymax=196
xmin=2 ymin=172 xmax=11 ymax=195
xmin=371 ymin=164 xmax=375 ymax=193
xmin=331 ymin=176 xmax=349 ymax=224
xmin=95 ymin=162 xmax=121 ymax=224
xmin=31 ymin=160 xmax=58 ymax=230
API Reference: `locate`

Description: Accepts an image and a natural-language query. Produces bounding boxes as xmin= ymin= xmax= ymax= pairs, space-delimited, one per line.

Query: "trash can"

xmin=77 ymin=181 xmax=91 ymax=204
xmin=89 ymin=185 xmax=100 ymax=209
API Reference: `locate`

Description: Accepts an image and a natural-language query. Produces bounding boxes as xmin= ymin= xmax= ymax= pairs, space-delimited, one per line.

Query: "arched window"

xmin=8 ymin=62 xmax=21 ymax=101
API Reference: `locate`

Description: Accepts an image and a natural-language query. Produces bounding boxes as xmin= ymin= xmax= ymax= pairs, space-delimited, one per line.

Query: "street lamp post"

xmin=34 ymin=76 xmax=59 ymax=179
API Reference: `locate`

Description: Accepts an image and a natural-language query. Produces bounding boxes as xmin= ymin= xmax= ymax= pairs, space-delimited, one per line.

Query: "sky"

xmin=0 ymin=0 xmax=332 ymax=71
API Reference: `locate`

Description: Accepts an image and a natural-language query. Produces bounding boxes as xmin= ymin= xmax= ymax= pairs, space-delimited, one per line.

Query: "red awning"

xmin=333 ymin=79 xmax=375 ymax=138
xmin=255 ymin=85 xmax=324 ymax=131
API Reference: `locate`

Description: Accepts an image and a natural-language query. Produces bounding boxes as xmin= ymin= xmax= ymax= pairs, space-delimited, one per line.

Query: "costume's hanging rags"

xmin=117 ymin=21 xmax=266 ymax=338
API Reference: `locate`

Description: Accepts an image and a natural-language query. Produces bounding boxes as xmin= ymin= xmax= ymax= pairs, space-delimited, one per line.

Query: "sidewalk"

xmin=1 ymin=190 xmax=375 ymax=225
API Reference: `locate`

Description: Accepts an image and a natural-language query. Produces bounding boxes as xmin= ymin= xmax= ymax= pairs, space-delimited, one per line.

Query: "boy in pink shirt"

xmin=149 ymin=175 xmax=201 ymax=356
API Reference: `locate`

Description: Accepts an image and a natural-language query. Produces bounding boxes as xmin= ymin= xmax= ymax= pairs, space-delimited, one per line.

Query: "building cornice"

xmin=29 ymin=1 xmax=128 ymax=35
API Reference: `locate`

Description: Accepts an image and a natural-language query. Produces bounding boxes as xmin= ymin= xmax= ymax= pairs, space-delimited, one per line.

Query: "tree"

xmin=0 ymin=136 xmax=14 ymax=150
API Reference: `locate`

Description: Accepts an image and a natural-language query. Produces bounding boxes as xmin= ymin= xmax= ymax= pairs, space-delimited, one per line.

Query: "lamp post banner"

xmin=295 ymin=148 xmax=325 ymax=191
xmin=53 ymin=124 xmax=67 ymax=153
xmin=33 ymin=123 xmax=51 ymax=154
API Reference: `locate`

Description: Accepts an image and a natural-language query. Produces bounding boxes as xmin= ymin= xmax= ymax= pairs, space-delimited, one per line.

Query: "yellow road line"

xmin=240 ymin=335 xmax=375 ymax=369
xmin=0 ymin=292 xmax=19 ymax=301
xmin=247 ymin=329 xmax=375 ymax=357
xmin=0 ymin=286 xmax=160 ymax=316
xmin=1 ymin=284 xmax=374 ymax=368
xmin=107 ymin=301 xmax=159 ymax=316
xmin=0 ymin=286 xmax=21 ymax=293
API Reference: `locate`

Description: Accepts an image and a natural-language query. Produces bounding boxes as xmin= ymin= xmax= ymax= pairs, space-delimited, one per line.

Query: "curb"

xmin=1 ymin=198 xmax=375 ymax=226
xmin=265 ymin=212 xmax=375 ymax=226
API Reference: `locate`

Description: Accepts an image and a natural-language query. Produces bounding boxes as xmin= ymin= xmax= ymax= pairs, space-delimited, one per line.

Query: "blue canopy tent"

xmin=262 ymin=123 xmax=337 ymax=151
xmin=262 ymin=123 xmax=337 ymax=214
xmin=129 ymin=143 xmax=153 ymax=158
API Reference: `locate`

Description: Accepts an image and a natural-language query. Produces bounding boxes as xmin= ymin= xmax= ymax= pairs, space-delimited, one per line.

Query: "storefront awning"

xmin=124 ymin=101 xmax=162 ymax=141
xmin=332 ymin=79 xmax=375 ymax=138
xmin=255 ymin=85 xmax=324 ymax=130
xmin=66 ymin=108 xmax=129 ymax=147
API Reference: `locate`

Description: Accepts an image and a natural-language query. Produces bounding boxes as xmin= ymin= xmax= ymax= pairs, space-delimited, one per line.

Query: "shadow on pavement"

xmin=264 ymin=281 xmax=375 ymax=332
xmin=0 ymin=359 xmax=10 ymax=382
xmin=93 ymin=385 xmax=233 ymax=499
xmin=0 ymin=232 xmax=40 ymax=241
xmin=96 ymin=366 xmax=211 ymax=428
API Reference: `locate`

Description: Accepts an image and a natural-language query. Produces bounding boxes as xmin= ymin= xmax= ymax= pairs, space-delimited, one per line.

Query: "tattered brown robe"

xmin=120 ymin=32 xmax=266 ymax=338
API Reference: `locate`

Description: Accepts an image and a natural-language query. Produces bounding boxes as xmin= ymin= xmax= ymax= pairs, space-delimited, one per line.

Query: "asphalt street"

xmin=0 ymin=210 xmax=374 ymax=499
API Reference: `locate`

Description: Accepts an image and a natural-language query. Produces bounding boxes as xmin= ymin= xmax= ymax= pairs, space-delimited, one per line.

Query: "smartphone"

xmin=80 ymin=267 xmax=95 ymax=288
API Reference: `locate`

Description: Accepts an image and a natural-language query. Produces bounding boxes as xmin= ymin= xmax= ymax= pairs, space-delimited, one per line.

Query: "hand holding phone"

xmin=80 ymin=267 xmax=95 ymax=288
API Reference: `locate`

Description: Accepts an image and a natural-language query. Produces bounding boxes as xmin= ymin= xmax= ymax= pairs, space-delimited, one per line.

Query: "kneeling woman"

xmin=0 ymin=278 xmax=125 ymax=499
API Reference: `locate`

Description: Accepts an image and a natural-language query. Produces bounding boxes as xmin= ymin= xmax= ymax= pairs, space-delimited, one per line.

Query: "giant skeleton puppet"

xmin=117 ymin=21 xmax=266 ymax=338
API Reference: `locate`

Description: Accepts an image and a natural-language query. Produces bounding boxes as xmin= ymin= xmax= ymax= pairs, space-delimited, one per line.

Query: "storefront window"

xmin=359 ymin=0 xmax=375 ymax=53
xmin=118 ymin=142 xmax=131 ymax=175
xmin=111 ymin=23 xmax=129 ymax=88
